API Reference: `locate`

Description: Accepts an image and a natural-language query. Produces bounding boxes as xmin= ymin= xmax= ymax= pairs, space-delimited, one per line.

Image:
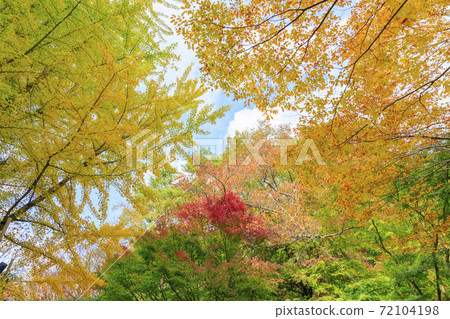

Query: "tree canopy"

xmin=1 ymin=0 xmax=449 ymax=302
xmin=0 ymin=0 xmax=227 ymax=298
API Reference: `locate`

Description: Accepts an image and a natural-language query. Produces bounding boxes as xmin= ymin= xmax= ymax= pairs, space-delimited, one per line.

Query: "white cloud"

xmin=226 ymin=108 xmax=302 ymax=138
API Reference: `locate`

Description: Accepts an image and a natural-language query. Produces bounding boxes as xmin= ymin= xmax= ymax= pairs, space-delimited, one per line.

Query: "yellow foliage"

xmin=0 ymin=0 xmax=228 ymax=298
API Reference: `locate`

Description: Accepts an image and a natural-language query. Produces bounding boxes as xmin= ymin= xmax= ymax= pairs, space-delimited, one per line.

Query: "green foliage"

xmin=104 ymin=126 xmax=449 ymax=301
xmin=0 ymin=0 xmax=229 ymax=298
xmin=101 ymin=193 xmax=281 ymax=300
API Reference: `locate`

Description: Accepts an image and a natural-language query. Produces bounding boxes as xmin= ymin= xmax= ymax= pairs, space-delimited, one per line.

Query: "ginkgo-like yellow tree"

xmin=0 ymin=0 xmax=227 ymax=298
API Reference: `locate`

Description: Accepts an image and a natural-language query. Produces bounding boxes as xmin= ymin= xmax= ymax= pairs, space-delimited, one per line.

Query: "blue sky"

xmin=103 ymin=4 xmax=303 ymax=223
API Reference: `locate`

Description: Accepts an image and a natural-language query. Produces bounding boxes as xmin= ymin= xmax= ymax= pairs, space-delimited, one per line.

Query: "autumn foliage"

xmin=0 ymin=0 xmax=227 ymax=299
xmin=1 ymin=0 xmax=449 ymax=302
xmin=100 ymin=192 xmax=281 ymax=301
xmin=173 ymin=192 xmax=269 ymax=241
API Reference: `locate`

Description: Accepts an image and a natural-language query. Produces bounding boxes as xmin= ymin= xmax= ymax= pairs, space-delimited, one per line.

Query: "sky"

xmin=89 ymin=1 xmax=354 ymax=225
xmin=155 ymin=3 xmax=303 ymax=139
xmin=157 ymin=0 xmax=353 ymax=141
xmin=103 ymin=3 xmax=303 ymax=223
